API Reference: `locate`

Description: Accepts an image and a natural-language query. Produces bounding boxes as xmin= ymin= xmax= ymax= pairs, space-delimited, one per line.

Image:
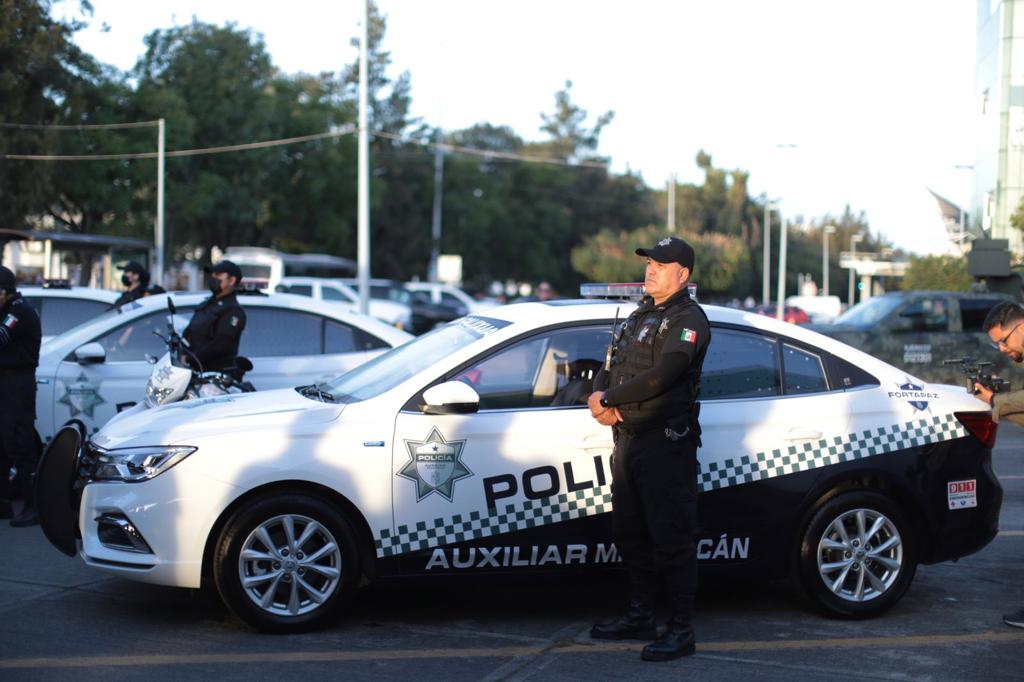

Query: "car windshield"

xmin=833 ymin=296 xmax=904 ymax=327
xmin=320 ymin=315 xmax=510 ymax=401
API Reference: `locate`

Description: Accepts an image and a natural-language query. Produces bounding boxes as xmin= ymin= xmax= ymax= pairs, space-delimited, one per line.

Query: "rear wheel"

xmin=797 ymin=491 xmax=917 ymax=618
xmin=213 ymin=493 xmax=359 ymax=632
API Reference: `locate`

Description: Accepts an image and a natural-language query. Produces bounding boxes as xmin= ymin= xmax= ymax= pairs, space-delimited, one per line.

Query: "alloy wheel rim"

xmin=816 ymin=507 xmax=902 ymax=602
xmin=238 ymin=513 xmax=343 ymax=616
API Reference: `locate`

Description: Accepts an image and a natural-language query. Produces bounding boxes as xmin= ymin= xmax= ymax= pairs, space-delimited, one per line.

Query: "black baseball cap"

xmin=0 ymin=266 xmax=15 ymax=291
xmin=208 ymin=260 xmax=243 ymax=282
xmin=118 ymin=260 xmax=148 ymax=275
xmin=635 ymin=237 xmax=695 ymax=270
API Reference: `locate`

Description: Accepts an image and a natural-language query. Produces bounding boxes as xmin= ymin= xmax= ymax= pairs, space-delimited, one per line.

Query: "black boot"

xmin=641 ymin=620 xmax=696 ymax=661
xmin=590 ymin=599 xmax=658 ymax=640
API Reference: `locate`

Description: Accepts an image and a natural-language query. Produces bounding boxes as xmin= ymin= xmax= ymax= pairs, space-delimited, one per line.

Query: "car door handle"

xmin=783 ymin=428 xmax=823 ymax=441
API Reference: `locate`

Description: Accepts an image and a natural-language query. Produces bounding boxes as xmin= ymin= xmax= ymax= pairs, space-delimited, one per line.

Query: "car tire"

xmin=796 ymin=491 xmax=917 ymax=618
xmin=213 ymin=492 xmax=359 ymax=632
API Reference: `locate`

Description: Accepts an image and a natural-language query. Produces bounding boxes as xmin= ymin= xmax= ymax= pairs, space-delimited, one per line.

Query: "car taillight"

xmin=954 ymin=411 xmax=998 ymax=448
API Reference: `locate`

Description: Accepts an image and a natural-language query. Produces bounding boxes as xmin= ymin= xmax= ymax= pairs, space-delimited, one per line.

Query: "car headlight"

xmin=144 ymin=383 xmax=176 ymax=407
xmin=92 ymin=445 xmax=197 ymax=482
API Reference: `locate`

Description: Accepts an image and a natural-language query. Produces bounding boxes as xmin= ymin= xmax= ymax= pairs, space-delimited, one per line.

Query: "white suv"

xmin=274 ymin=277 xmax=412 ymax=331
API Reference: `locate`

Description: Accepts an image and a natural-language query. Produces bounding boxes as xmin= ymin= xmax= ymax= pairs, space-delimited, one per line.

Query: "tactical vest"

xmin=608 ymin=290 xmax=708 ymax=431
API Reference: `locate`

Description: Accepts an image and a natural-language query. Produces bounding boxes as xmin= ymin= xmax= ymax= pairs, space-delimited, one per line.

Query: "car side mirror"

xmin=422 ymin=380 xmax=480 ymax=415
xmin=73 ymin=342 xmax=106 ymax=365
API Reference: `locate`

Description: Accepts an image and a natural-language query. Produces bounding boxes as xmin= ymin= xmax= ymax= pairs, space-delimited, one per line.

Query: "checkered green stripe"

xmin=698 ymin=414 xmax=966 ymax=491
xmin=375 ymin=413 xmax=967 ymax=558
xmin=376 ymin=487 xmax=613 ymax=557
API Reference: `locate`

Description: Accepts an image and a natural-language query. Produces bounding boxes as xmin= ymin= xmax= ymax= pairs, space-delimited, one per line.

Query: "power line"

xmin=0 ymin=119 xmax=161 ymax=130
xmin=372 ymin=131 xmax=609 ymax=169
xmin=3 ymin=127 xmax=357 ymax=161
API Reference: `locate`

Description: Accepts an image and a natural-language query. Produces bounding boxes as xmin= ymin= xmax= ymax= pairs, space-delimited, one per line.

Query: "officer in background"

xmin=587 ymin=237 xmax=710 ymax=662
xmin=972 ymin=300 xmax=1024 ymax=630
xmin=112 ymin=261 xmax=165 ymax=308
xmin=183 ymin=260 xmax=247 ymax=372
xmin=0 ymin=266 xmax=42 ymax=527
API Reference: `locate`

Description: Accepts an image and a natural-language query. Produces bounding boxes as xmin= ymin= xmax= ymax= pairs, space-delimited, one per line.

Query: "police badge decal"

xmin=398 ymin=427 xmax=473 ymax=502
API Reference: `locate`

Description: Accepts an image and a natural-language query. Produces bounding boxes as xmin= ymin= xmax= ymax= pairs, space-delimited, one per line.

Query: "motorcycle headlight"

xmin=92 ymin=445 xmax=197 ymax=482
xmin=144 ymin=383 xmax=176 ymax=407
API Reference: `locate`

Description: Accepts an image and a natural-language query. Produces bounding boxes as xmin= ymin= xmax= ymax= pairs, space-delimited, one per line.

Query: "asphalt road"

xmin=1 ymin=425 xmax=1022 ymax=680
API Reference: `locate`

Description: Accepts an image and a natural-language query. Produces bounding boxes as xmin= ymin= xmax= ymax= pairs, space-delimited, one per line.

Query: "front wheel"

xmin=796 ymin=491 xmax=917 ymax=618
xmin=213 ymin=493 xmax=359 ymax=632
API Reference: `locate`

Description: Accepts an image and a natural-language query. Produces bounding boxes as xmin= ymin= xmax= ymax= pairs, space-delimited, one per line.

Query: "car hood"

xmin=91 ymin=387 xmax=343 ymax=449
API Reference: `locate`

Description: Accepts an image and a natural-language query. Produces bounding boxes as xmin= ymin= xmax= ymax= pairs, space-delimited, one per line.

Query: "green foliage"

xmin=902 ymin=255 xmax=971 ymax=291
xmin=1011 ymin=194 xmax=1024 ymax=236
xmin=570 ymin=225 xmax=752 ymax=297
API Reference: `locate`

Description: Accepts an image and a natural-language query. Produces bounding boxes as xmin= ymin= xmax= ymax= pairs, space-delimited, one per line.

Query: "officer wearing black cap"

xmin=183 ymin=260 xmax=247 ymax=372
xmin=587 ymin=237 xmax=710 ymax=662
xmin=0 ymin=266 xmax=42 ymax=527
xmin=112 ymin=261 xmax=165 ymax=308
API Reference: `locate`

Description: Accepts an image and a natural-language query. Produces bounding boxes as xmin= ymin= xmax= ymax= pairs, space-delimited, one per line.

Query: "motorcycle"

xmin=143 ymin=297 xmax=256 ymax=408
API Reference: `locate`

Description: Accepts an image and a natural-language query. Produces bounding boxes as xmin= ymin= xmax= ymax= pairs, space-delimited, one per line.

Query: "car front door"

xmin=52 ymin=308 xmax=189 ymax=435
xmin=388 ymin=324 xmax=616 ymax=574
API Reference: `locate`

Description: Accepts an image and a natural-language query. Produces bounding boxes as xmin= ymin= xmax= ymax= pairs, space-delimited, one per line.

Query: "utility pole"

xmin=776 ymin=210 xmax=787 ymax=321
xmin=356 ymin=0 xmax=370 ymax=315
xmin=429 ymin=129 xmax=444 ymax=282
xmin=667 ymin=173 xmax=676 ymax=233
xmin=155 ymin=118 xmax=165 ymax=287
xmin=762 ymin=201 xmax=774 ymax=305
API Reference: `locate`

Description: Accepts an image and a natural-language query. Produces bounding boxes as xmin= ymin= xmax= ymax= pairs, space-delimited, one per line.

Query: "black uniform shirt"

xmin=0 ymin=293 xmax=42 ymax=370
xmin=112 ymin=284 xmax=166 ymax=308
xmin=183 ymin=292 xmax=247 ymax=371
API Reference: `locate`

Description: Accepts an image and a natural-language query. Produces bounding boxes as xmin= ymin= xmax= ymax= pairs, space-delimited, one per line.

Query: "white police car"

xmin=35 ymin=297 xmax=1001 ymax=632
xmin=34 ymin=291 xmax=412 ymax=441
xmin=20 ymin=283 xmax=119 ymax=342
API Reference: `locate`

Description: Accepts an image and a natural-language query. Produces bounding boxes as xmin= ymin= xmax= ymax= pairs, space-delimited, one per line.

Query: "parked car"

xmin=753 ymin=303 xmax=811 ymax=325
xmin=36 ymin=299 xmax=1000 ymax=632
xmin=810 ymin=290 xmax=1015 ymax=385
xmin=340 ymin=278 xmax=462 ymax=334
xmin=404 ymin=282 xmax=496 ymax=315
xmin=274 ymin=277 xmax=412 ymax=330
xmin=20 ymin=283 xmax=119 ymax=342
xmin=33 ymin=291 xmax=412 ymax=441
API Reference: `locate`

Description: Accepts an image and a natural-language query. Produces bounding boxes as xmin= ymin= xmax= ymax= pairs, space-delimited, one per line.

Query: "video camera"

xmin=942 ymin=357 xmax=1011 ymax=394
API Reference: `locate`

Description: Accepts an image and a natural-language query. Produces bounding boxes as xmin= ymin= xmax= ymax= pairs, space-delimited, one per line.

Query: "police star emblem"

xmin=659 ymin=237 xmax=672 ymax=246
xmin=58 ymin=373 xmax=107 ymax=418
xmin=398 ymin=427 xmax=472 ymax=502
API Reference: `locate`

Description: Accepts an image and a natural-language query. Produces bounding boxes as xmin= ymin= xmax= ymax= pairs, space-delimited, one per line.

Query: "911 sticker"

xmin=947 ymin=479 xmax=977 ymax=510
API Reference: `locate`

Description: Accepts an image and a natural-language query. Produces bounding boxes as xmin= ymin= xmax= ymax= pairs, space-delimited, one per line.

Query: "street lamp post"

xmin=763 ymin=201 xmax=776 ymax=305
xmin=822 ymin=225 xmax=835 ymax=297
xmin=847 ymin=232 xmax=864 ymax=306
xmin=776 ymin=209 xmax=787 ymax=321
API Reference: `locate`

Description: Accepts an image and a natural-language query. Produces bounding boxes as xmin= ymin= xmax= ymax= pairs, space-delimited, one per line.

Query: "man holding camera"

xmin=973 ymin=300 xmax=1024 ymax=630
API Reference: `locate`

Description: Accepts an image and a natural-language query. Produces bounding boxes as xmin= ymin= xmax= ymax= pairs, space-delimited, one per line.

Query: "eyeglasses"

xmin=991 ymin=322 xmax=1023 ymax=349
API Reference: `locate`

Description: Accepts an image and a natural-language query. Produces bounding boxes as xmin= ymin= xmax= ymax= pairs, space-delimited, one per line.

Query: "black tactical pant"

xmin=0 ymin=371 xmax=38 ymax=503
xmin=611 ymin=425 xmax=698 ymax=625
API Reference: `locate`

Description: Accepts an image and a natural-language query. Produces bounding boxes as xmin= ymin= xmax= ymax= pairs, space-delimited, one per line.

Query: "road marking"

xmin=1 ymin=631 xmax=1021 ymax=669
xmin=1000 ymin=475 xmax=1024 ymax=480
xmin=1000 ymin=530 xmax=1024 ymax=536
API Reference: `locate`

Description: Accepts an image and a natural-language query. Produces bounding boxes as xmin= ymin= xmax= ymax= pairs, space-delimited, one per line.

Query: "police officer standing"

xmin=183 ymin=261 xmax=247 ymax=372
xmin=112 ymin=261 xmax=165 ymax=308
xmin=0 ymin=266 xmax=42 ymax=527
xmin=587 ymin=237 xmax=710 ymax=662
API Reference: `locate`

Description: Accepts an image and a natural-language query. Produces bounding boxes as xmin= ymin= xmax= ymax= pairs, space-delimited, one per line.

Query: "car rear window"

xmin=700 ymin=329 xmax=780 ymax=400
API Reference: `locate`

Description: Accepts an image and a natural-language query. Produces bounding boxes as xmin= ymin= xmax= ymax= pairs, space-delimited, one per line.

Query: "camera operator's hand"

xmin=974 ymin=383 xmax=995 ymax=407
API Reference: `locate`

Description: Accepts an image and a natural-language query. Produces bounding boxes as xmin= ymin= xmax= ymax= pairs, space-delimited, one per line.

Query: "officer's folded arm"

xmin=600 ymin=349 xmax=694 ymax=407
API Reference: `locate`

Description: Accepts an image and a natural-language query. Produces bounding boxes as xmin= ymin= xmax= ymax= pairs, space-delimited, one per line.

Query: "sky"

xmin=56 ymin=0 xmax=978 ymax=257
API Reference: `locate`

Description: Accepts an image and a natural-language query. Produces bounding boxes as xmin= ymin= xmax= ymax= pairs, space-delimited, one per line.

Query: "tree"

xmin=0 ymin=0 xmax=95 ymax=229
xmin=902 ymin=255 xmax=971 ymax=291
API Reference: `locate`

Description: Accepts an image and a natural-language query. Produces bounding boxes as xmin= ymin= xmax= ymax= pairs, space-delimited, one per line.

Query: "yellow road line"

xmin=1 ymin=631 xmax=1021 ymax=669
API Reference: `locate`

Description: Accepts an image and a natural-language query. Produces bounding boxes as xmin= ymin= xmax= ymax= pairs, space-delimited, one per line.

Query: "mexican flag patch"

xmin=681 ymin=328 xmax=697 ymax=343
xmin=2 ymin=314 xmax=17 ymax=329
